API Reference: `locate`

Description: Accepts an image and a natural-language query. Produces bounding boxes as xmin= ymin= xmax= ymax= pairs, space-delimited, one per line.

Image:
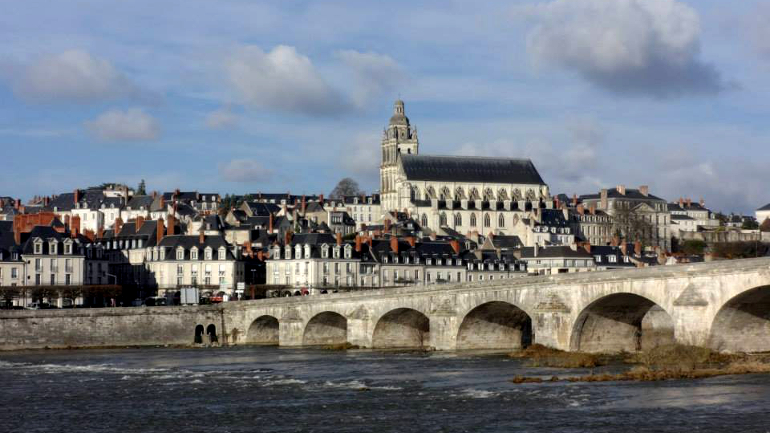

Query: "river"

xmin=1 ymin=346 xmax=769 ymax=432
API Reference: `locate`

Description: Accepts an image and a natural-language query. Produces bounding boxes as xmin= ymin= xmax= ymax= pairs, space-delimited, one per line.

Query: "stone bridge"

xmin=222 ymin=257 xmax=770 ymax=353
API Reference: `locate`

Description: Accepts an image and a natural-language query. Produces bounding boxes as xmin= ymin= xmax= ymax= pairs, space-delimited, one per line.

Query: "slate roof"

xmin=520 ymin=246 xmax=593 ymax=259
xmin=400 ymin=154 xmax=545 ymax=185
xmin=491 ymin=235 xmax=523 ymax=249
xmin=758 ymin=203 xmax=770 ymax=211
xmin=581 ymin=188 xmax=665 ymax=202
xmin=156 ymin=235 xmax=235 ymax=261
xmin=126 ymin=195 xmax=154 ymax=210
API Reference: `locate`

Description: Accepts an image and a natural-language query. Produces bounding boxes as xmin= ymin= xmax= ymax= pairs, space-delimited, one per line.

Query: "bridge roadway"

xmin=220 ymin=257 xmax=770 ymax=353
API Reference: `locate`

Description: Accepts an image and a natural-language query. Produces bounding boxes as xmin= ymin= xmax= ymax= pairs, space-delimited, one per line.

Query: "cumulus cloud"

xmin=525 ymin=0 xmax=724 ymax=97
xmin=9 ymin=50 xmax=138 ymax=103
xmin=206 ymin=105 xmax=238 ymax=129
xmin=226 ymin=45 xmax=349 ymax=116
xmin=218 ymin=158 xmax=274 ymax=183
xmin=334 ymin=50 xmax=405 ymax=108
xmin=84 ymin=108 xmax=160 ymax=142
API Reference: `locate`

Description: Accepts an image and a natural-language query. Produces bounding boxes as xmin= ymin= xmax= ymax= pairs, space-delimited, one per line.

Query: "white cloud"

xmin=338 ymin=132 xmax=381 ymax=184
xmin=10 ymin=50 xmax=137 ymax=103
xmin=226 ymin=45 xmax=349 ymax=116
xmin=206 ymin=105 xmax=238 ymax=129
xmin=525 ymin=0 xmax=724 ymax=97
xmin=84 ymin=108 xmax=160 ymax=142
xmin=218 ymin=158 xmax=274 ymax=183
xmin=334 ymin=50 xmax=405 ymax=108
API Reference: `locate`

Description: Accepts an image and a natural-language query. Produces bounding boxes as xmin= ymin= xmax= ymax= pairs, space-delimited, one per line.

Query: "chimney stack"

xmin=611 ymin=235 xmax=620 ymax=247
xmin=407 ymin=236 xmax=416 ymax=248
xmin=136 ymin=216 xmax=145 ymax=231
xmin=620 ymin=242 xmax=628 ymax=256
xmin=616 ymin=185 xmax=626 ymax=195
xmin=686 ymin=198 xmax=692 ymax=207
xmin=157 ymin=219 xmax=165 ymax=244
xmin=301 ymin=195 xmax=306 ymax=214
xmin=336 ymin=232 xmax=342 ymax=246
xmin=384 ymin=219 xmax=391 ymax=233
xmin=199 ymin=228 xmax=205 ymax=245
xmin=572 ymin=194 xmax=578 ymax=206
xmin=73 ymin=189 xmax=81 ymax=204
xmin=355 ymin=235 xmax=362 ymax=252
xmin=450 ymin=240 xmax=460 ymax=255
xmin=319 ymin=194 xmax=324 ymax=205
xmin=98 ymin=226 xmax=104 ymax=239
xmin=600 ymin=189 xmax=608 ymax=210
xmin=166 ymin=214 xmax=175 ymax=236
xmin=577 ymin=203 xmax=585 ymax=215
xmin=13 ymin=221 xmax=20 ymax=245
xmin=634 ymin=240 xmax=642 ymax=256
xmin=14 ymin=198 xmax=20 ymax=210
xmin=284 ymin=230 xmax=293 ymax=246
xmin=268 ymin=213 xmax=274 ymax=233
xmin=583 ymin=241 xmax=591 ymax=254
xmin=699 ymin=197 xmax=705 ymax=207
xmin=70 ymin=215 xmax=81 ymax=239
xmin=639 ymin=185 xmax=649 ymax=197
xmin=114 ymin=217 xmax=124 ymax=236
xmin=390 ymin=237 xmax=399 ymax=253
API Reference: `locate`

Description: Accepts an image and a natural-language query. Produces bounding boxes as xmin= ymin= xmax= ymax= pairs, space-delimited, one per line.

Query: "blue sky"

xmin=1 ymin=0 xmax=768 ymax=213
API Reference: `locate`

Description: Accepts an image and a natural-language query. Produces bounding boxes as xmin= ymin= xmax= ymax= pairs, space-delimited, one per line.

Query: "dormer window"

xmin=177 ymin=248 xmax=185 ymax=260
xmin=333 ymin=246 xmax=340 ymax=259
xmin=285 ymin=247 xmax=291 ymax=259
xmin=34 ymin=240 xmax=43 ymax=255
xmin=160 ymin=248 xmax=166 ymax=260
xmin=191 ymin=247 xmax=198 ymax=260
xmin=304 ymin=245 xmax=311 ymax=259
xmin=205 ymin=247 xmax=213 ymax=261
xmin=344 ymin=245 xmax=352 ymax=259
xmin=321 ymin=244 xmax=329 ymax=258
xmin=218 ymin=247 xmax=226 ymax=260
xmin=49 ymin=241 xmax=58 ymax=255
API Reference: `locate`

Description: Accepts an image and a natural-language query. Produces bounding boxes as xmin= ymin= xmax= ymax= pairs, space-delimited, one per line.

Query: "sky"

xmin=1 ymin=0 xmax=768 ymax=213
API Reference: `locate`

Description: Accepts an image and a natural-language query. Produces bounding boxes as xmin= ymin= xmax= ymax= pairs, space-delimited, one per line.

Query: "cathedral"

xmin=379 ymin=100 xmax=553 ymax=238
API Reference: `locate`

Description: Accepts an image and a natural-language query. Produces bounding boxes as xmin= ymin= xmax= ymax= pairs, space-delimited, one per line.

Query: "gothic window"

xmin=470 ymin=213 xmax=477 ymax=227
xmin=421 ymin=214 xmax=428 ymax=227
xmin=498 ymin=214 xmax=505 ymax=227
xmin=484 ymin=213 xmax=491 ymax=228
xmin=439 ymin=212 xmax=447 ymax=226
xmin=454 ymin=213 xmax=462 ymax=226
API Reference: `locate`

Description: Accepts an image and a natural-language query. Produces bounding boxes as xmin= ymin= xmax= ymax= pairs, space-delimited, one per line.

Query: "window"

xmin=470 ymin=213 xmax=477 ymax=227
xmin=35 ymin=258 xmax=42 ymax=271
xmin=498 ymin=214 xmax=505 ymax=227
xmin=11 ymin=268 xmax=18 ymax=279
xmin=191 ymin=248 xmax=198 ymax=260
xmin=454 ymin=213 xmax=462 ymax=226
xmin=49 ymin=242 xmax=57 ymax=255
xmin=323 ymin=262 xmax=329 ymax=274
xmin=65 ymin=274 xmax=71 ymax=285
xmin=34 ymin=242 xmax=42 ymax=255
xmin=177 ymin=248 xmax=184 ymax=260
xmin=608 ymin=255 xmax=617 ymax=263
xmin=421 ymin=214 xmax=428 ymax=227
xmin=218 ymin=248 xmax=226 ymax=260
xmin=594 ymin=255 xmax=601 ymax=263
xmin=50 ymin=274 xmax=55 ymax=285
xmin=439 ymin=213 xmax=447 ymax=226
xmin=177 ymin=264 xmax=184 ymax=275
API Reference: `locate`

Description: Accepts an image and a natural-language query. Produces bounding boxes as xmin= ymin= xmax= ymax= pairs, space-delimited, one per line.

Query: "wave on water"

xmin=455 ymin=388 xmax=500 ymax=399
xmin=261 ymin=377 xmax=308 ymax=387
xmin=322 ymin=380 xmax=368 ymax=389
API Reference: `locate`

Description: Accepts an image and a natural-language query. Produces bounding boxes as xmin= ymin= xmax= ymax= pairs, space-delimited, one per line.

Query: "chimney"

xmin=611 ymin=235 xmax=620 ymax=247
xmin=572 ymin=194 xmax=578 ymax=206
xmin=355 ymin=235 xmax=362 ymax=252
xmin=679 ymin=197 xmax=684 ymax=207
xmin=284 ymin=231 xmax=293 ymax=245
xmin=13 ymin=221 xmax=20 ymax=245
xmin=686 ymin=198 xmax=692 ymax=207
xmin=554 ymin=197 xmax=560 ymax=209
xmin=390 ymin=237 xmax=399 ymax=253
xmin=268 ymin=213 xmax=274 ymax=233
xmin=616 ymin=185 xmax=626 ymax=195
xmin=73 ymin=189 xmax=81 ymax=204
xmin=152 ymin=191 xmax=158 ymax=199
xmin=199 ymin=228 xmax=205 ymax=245
xmin=114 ymin=217 xmax=124 ymax=236
xmin=407 ymin=236 xmax=416 ymax=248
xmin=367 ymin=236 xmax=373 ymax=248
xmin=583 ymin=241 xmax=591 ymax=254
xmin=70 ymin=215 xmax=81 ymax=239
xmin=634 ymin=240 xmax=642 ymax=256
xmin=699 ymin=197 xmax=705 ymax=207
xmin=639 ymin=185 xmax=649 ymax=197
xmin=319 ymin=194 xmax=324 ymax=205
xmin=384 ymin=219 xmax=391 ymax=233
xmin=429 ymin=232 xmax=437 ymax=241
xmin=589 ymin=204 xmax=596 ymax=215
xmin=257 ymin=250 xmax=264 ymax=261
xmin=576 ymin=204 xmax=585 ymax=216
xmin=14 ymin=198 xmax=20 ymax=210
xmin=450 ymin=240 xmax=460 ymax=255
xmin=166 ymin=214 xmax=175 ymax=236
xmin=243 ymin=240 xmax=253 ymax=258
xmin=600 ymin=189 xmax=608 ymax=210
xmin=136 ymin=216 xmax=144 ymax=231
xmin=336 ymin=232 xmax=342 ymax=246
xmin=84 ymin=230 xmax=95 ymax=242
xmin=157 ymin=219 xmax=165 ymax=244
xmin=620 ymin=243 xmax=628 ymax=256
xmin=97 ymin=227 xmax=104 ymax=240
xmin=301 ymin=195 xmax=306 ymax=214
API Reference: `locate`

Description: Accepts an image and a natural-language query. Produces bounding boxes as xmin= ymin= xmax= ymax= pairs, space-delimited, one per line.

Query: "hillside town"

xmin=1 ymin=101 xmax=769 ymax=308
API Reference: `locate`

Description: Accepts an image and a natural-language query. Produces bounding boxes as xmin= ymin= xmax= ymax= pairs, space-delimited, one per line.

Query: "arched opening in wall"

xmin=710 ymin=285 xmax=770 ymax=353
xmin=206 ymin=324 xmax=218 ymax=344
xmin=303 ymin=312 xmax=348 ymax=346
xmin=194 ymin=324 xmax=204 ymax=344
xmin=456 ymin=302 xmax=532 ymax=350
xmin=570 ymin=293 xmax=674 ymax=353
xmin=372 ymin=308 xmax=430 ymax=349
xmin=246 ymin=315 xmax=279 ymax=345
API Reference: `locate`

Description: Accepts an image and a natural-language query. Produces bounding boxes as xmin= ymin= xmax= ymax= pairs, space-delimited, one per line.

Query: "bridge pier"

xmin=347 ymin=317 xmax=374 ymax=348
xmin=429 ymin=314 xmax=459 ymax=351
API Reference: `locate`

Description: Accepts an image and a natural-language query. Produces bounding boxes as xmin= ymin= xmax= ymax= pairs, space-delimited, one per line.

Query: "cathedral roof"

xmin=400 ymin=154 xmax=545 ymax=185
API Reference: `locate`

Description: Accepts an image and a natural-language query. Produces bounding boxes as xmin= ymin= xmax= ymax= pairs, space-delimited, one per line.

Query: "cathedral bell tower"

xmin=380 ymin=99 xmax=419 ymax=211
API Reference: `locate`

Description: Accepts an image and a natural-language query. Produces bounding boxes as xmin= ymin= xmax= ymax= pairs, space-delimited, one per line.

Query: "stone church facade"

xmin=379 ymin=100 xmax=551 ymax=238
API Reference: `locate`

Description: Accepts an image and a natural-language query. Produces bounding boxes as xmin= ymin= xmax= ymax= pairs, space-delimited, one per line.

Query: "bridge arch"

xmin=246 ymin=315 xmax=279 ymax=345
xmin=372 ymin=308 xmax=430 ymax=349
xmin=709 ymin=285 xmax=770 ymax=353
xmin=456 ymin=301 xmax=532 ymax=350
xmin=303 ymin=311 xmax=348 ymax=346
xmin=570 ymin=292 xmax=674 ymax=353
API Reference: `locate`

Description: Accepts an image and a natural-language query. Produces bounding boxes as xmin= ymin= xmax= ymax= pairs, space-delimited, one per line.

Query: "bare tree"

xmin=611 ymin=203 xmax=655 ymax=246
xmin=329 ymin=178 xmax=362 ymax=199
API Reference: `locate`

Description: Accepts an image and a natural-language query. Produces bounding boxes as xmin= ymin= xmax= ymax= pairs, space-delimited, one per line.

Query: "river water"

xmin=2 ymin=346 xmax=769 ymax=433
